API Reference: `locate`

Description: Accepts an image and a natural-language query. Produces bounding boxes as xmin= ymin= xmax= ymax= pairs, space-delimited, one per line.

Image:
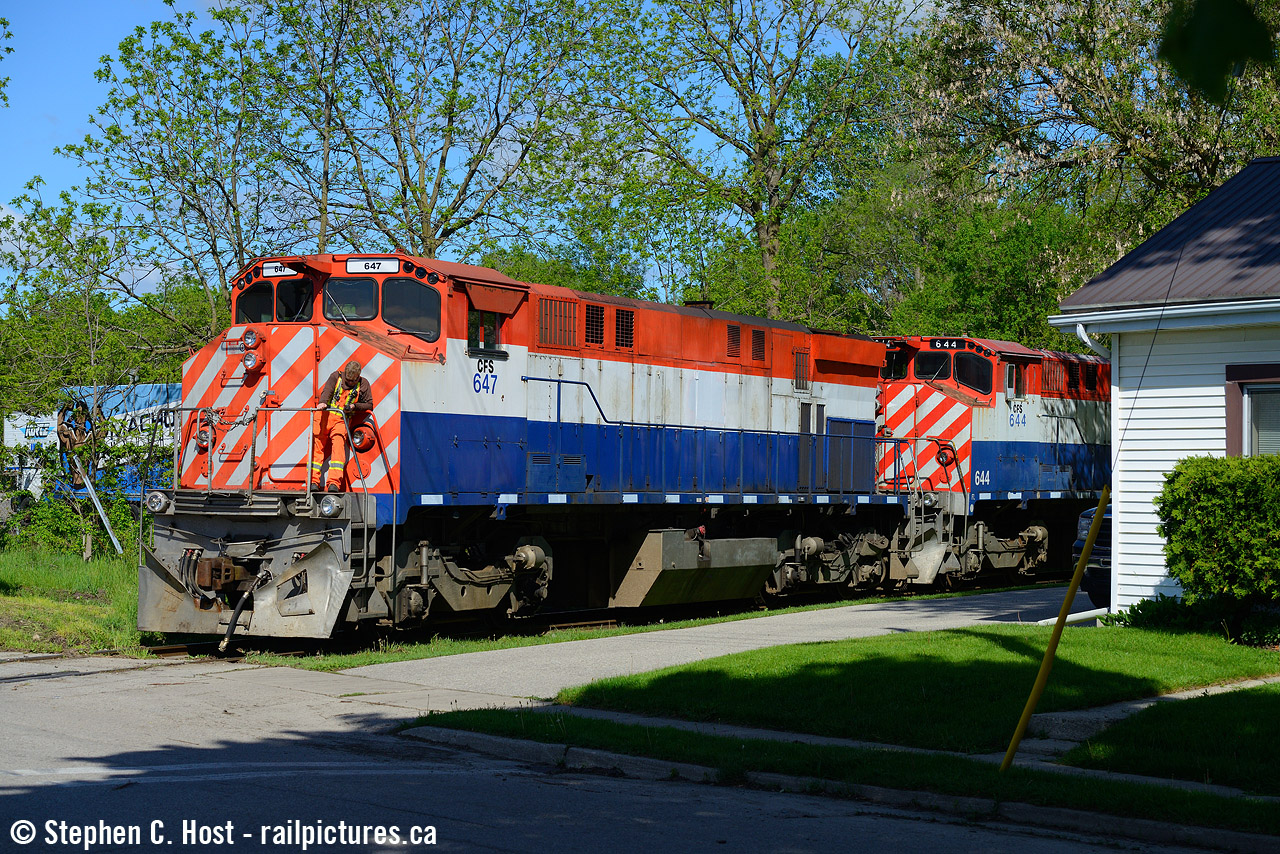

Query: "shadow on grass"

xmin=561 ymin=628 xmax=1172 ymax=754
xmin=1063 ymin=683 xmax=1280 ymax=797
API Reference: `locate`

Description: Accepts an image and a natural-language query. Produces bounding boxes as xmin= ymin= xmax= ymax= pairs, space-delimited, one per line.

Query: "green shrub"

xmin=1102 ymin=593 xmax=1280 ymax=646
xmin=1156 ymin=455 xmax=1280 ymax=603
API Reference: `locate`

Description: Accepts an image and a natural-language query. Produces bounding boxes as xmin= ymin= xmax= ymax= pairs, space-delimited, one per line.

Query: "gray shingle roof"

xmin=1059 ymin=157 xmax=1280 ymax=313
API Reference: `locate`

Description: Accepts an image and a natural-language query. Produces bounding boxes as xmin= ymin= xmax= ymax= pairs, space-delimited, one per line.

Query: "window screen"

xmin=1247 ymin=386 xmax=1280 ymax=455
xmin=275 ymin=278 xmax=314 ymax=322
xmin=323 ymin=277 xmax=378 ymax=321
xmin=616 ymin=309 xmax=634 ymax=349
xmin=539 ymin=297 xmax=577 ymax=347
xmin=793 ymin=349 xmax=811 ymax=391
xmin=956 ymin=353 xmax=993 ymax=394
xmin=236 ymin=282 xmax=274 ymax=324
xmin=914 ymin=351 xmax=951 ymax=381
xmin=585 ymin=304 xmax=605 ymax=345
xmin=382 ymin=277 xmax=440 ymax=342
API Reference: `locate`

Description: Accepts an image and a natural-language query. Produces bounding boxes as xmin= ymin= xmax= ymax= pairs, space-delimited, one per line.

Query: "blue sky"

xmin=1 ymin=1 xmax=206 ymax=206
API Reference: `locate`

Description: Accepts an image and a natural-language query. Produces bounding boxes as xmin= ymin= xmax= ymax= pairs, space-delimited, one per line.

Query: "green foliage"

xmin=0 ymin=16 xmax=11 ymax=107
xmin=0 ymin=550 xmax=144 ymax=652
xmin=481 ymin=246 xmax=649 ymax=300
xmin=887 ymin=199 xmax=1086 ymax=347
xmin=1160 ymin=0 xmax=1276 ymax=105
xmin=1103 ymin=593 xmax=1280 ymax=647
xmin=1156 ymin=455 xmax=1280 ymax=605
xmin=0 ymin=424 xmax=168 ymax=558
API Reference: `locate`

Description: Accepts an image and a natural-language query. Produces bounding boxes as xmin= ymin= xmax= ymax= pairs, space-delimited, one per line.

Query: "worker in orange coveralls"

xmin=310 ymin=359 xmax=373 ymax=492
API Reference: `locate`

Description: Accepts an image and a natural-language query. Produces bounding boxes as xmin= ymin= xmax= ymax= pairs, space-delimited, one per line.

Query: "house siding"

xmin=1111 ymin=326 xmax=1280 ymax=609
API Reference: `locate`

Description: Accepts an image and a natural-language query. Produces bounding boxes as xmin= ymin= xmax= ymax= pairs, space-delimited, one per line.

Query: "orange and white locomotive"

xmin=138 ymin=253 xmax=1110 ymax=641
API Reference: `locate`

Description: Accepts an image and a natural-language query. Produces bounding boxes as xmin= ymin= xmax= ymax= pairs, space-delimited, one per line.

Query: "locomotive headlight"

xmin=242 ymin=328 xmax=260 ymax=349
xmin=319 ymin=494 xmax=343 ymax=518
xmin=145 ymin=491 xmax=171 ymax=514
xmin=243 ymin=351 xmax=261 ymax=372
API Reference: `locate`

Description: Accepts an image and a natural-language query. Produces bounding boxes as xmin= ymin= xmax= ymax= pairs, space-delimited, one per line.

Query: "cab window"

xmin=956 ymin=352 xmax=993 ymax=395
xmin=275 ymin=278 xmax=314 ymax=322
xmin=914 ymin=351 xmax=951 ymax=381
xmin=323 ymin=277 xmax=378 ymax=321
xmin=468 ymin=308 xmax=502 ymax=353
xmin=881 ymin=349 xmax=909 ymax=380
xmin=382 ymin=277 xmax=441 ymax=342
xmin=235 ymin=282 xmax=274 ymax=324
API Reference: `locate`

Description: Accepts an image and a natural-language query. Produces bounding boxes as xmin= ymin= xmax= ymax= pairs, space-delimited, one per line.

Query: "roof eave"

xmin=1050 ymin=297 xmax=1280 ymax=333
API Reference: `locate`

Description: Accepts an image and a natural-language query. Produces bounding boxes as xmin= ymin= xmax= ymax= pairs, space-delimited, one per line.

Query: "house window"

xmin=1224 ymin=364 xmax=1280 ymax=456
xmin=1244 ymin=386 xmax=1280 ymax=455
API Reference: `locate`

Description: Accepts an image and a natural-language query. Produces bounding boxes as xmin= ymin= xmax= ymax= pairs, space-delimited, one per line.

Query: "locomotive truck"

xmin=137 ymin=253 xmax=1109 ymax=641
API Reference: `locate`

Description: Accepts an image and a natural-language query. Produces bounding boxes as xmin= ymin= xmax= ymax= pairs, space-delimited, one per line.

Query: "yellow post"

xmin=1000 ymin=484 xmax=1111 ymax=773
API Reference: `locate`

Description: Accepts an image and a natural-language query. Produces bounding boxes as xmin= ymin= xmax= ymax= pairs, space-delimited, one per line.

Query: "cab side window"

xmin=382 ymin=277 xmax=441 ymax=342
xmin=468 ymin=308 xmax=502 ymax=354
xmin=956 ymin=353 xmax=993 ymax=395
xmin=235 ymin=282 xmax=274 ymax=324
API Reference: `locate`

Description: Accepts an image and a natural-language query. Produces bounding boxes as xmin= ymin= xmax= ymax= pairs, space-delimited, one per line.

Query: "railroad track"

xmin=145 ymin=642 xmax=307 ymax=661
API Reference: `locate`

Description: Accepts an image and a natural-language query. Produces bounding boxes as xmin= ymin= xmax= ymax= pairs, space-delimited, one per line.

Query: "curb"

xmin=401 ymin=725 xmax=1280 ymax=854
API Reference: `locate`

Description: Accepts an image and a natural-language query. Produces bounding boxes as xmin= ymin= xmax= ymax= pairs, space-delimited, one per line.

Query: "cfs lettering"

xmin=473 ymin=359 xmax=498 ymax=394
xmin=1009 ymin=401 xmax=1027 ymax=428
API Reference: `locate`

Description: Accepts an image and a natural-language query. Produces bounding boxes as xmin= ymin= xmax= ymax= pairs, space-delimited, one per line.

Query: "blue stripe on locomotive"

xmin=969 ymin=440 xmax=1110 ymax=494
xmin=398 ymin=412 xmax=877 ymax=502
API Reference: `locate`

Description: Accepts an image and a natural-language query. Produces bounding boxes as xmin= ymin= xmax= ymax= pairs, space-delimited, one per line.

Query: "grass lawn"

xmin=1062 ymin=682 xmax=1280 ymax=797
xmin=0 ymin=550 xmax=142 ymax=652
xmin=418 ymin=708 xmax=1280 ymax=836
xmin=0 ymin=544 xmax=1052 ymax=661
xmin=557 ymin=625 xmax=1280 ymax=753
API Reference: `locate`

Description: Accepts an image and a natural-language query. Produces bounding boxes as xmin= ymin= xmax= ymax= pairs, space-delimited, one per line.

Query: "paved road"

xmin=1 ymin=588 xmax=1186 ymax=854
xmin=345 ymin=586 xmax=1093 ymax=709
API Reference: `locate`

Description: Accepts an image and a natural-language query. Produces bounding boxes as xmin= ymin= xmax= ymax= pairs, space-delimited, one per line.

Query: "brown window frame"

xmin=1226 ymin=363 xmax=1280 ymax=456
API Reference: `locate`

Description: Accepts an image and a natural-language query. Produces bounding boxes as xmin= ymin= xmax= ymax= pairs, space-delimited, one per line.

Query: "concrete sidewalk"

xmin=345 ymin=585 xmax=1091 ymax=709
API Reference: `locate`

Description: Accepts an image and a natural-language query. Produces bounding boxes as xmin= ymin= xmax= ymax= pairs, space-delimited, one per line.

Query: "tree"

xmin=257 ymin=0 xmax=596 ymax=258
xmin=584 ymin=0 xmax=913 ymax=318
xmin=915 ymin=0 xmax=1280 ymax=278
xmin=0 ymin=16 xmax=11 ymax=107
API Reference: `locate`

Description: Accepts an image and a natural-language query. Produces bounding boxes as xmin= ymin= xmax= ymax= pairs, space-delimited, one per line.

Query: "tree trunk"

xmin=757 ymin=217 xmax=783 ymax=319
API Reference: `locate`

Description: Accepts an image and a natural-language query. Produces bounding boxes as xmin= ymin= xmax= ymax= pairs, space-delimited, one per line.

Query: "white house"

xmin=1049 ymin=157 xmax=1280 ymax=611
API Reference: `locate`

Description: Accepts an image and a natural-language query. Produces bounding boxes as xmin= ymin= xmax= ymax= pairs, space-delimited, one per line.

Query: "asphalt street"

xmin=0 ymin=587 xmax=1200 ymax=854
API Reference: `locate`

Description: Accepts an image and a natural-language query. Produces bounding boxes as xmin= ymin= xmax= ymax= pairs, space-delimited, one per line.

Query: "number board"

xmin=345 ymin=258 xmax=398 ymax=274
xmin=262 ymin=261 xmax=293 ymax=277
xmin=930 ymin=338 xmax=964 ymax=350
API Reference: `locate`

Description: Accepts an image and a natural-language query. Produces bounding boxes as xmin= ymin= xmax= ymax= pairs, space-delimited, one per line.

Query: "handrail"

xmin=522 ymin=374 xmax=878 ymax=498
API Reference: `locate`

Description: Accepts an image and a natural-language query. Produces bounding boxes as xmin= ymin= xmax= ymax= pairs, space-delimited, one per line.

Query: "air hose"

xmin=219 ymin=568 xmax=272 ymax=653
